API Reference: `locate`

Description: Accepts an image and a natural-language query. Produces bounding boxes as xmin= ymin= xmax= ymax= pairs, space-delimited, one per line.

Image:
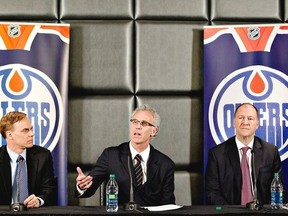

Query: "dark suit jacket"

xmin=0 ymin=145 xmax=57 ymax=205
xmin=205 ymin=136 xmax=282 ymax=205
xmin=77 ymin=142 xmax=175 ymax=206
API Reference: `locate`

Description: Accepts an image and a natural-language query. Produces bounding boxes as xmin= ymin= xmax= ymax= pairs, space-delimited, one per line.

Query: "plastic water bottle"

xmin=271 ymin=172 xmax=283 ymax=209
xmin=106 ymin=174 xmax=118 ymax=212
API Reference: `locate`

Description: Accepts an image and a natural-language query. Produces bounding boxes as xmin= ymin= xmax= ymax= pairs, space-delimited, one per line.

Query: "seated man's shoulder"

xmin=30 ymin=145 xmax=51 ymax=155
xmin=151 ymin=146 xmax=174 ymax=165
xmin=255 ymin=136 xmax=278 ymax=150
xmin=105 ymin=142 xmax=128 ymax=151
xmin=209 ymin=136 xmax=235 ymax=152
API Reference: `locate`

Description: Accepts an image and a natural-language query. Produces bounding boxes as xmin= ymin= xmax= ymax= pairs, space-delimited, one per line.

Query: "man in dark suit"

xmin=0 ymin=111 xmax=56 ymax=208
xmin=75 ymin=104 xmax=175 ymax=206
xmin=205 ymin=103 xmax=282 ymax=206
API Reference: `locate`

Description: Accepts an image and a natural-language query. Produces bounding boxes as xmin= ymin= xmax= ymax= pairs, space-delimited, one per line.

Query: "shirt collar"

xmin=235 ymin=137 xmax=254 ymax=150
xmin=129 ymin=142 xmax=150 ymax=163
xmin=6 ymin=146 xmax=27 ymax=162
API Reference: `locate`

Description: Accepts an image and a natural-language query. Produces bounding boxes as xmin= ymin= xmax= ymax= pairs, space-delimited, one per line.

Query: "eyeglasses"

xmin=130 ymin=119 xmax=155 ymax=127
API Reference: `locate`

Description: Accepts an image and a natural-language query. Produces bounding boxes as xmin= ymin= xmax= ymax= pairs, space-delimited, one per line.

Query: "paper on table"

xmin=143 ymin=204 xmax=183 ymax=211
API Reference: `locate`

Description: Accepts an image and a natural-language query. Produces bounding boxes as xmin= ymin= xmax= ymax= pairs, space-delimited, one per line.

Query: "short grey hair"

xmin=131 ymin=104 xmax=160 ymax=129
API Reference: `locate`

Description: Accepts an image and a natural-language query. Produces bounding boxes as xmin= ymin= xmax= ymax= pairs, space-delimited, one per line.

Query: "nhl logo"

xmin=8 ymin=24 xmax=21 ymax=38
xmin=248 ymin=27 xmax=260 ymax=40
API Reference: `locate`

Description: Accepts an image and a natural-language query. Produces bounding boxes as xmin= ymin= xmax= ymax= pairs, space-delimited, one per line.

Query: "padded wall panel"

xmin=136 ymin=21 xmax=206 ymax=93
xmin=174 ymin=171 xmax=192 ymax=205
xmin=68 ymin=173 xmax=102 ymax=206
xmin=68 ymin=21 xmax=134 ymax=93
xmin=60 ymin=0 xmax=133 ymax=19
xmin=68 ymin=96 xmax=134 ymax=164
xmin=211 ymin=0 xmax=282 ymax=21
xmin=135 ymin=0 xmax=208 ymax=20
xmin=190 ymin=173 xmax=202 ymax=205
xmin=285 ymin=0 xmax=288 ymax=21
xmin=136 ymin=96 xmax=202 ymax=166
xmin=0 ymin=0 xmax=57 ymax=19
xmin=174 ymin=172 xmax=202 ymax=206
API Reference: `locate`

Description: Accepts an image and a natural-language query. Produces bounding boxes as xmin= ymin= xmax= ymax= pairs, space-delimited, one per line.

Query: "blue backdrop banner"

xmin=204 ymin=24 xmax=288 ymax=202
xmin=0 ymin=22 xmax=70 ymax=205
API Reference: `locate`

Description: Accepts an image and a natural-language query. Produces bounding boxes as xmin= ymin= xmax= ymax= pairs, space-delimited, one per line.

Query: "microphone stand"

xmin=124 ymin=155 xmax=140 ymax=211
xmin=246 ymin=150 xmax=262 ymax=210
xmin=10 ymin=203 xmax=27 ymax=212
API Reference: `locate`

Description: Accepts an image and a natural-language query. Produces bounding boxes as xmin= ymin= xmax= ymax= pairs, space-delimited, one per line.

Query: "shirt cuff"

xmin=37 ymin=197 xmax=44 ymax=206
xmin=76 ymin=184 xmax=86 ymax=196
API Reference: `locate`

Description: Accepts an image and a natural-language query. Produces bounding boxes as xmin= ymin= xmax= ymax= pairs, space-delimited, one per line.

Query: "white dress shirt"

xmin=7 ymin=146 xmax=43 ymax=206
xmin=7 ymin=146 xmax=27 ymax=204
xmin=129 ymin=142 xmax=150 ymax=184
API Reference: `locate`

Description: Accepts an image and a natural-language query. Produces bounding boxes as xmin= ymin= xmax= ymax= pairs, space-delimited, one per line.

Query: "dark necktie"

xmin=134 ymin=154 xmax=143 ymax=187
xmin=241 ymin=147 xmax=253 ymax=205
xmin=12 ymin=155 xmax=29 ymax=203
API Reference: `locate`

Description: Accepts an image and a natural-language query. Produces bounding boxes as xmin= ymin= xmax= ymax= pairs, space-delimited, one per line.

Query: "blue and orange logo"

xmin=209 ymin=65 xmax=288 ymax=161
xmin=0 ymin=64 xmax=63 ymax=151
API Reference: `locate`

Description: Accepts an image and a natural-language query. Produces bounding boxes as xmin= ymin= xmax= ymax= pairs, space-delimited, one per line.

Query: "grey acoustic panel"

xmin=68 ymin=21 xmax=134 ymax=92
xmin=211 ymin=0 xmax=282 ymax=21
xmin=136 ymin=96 xmax=202 ymax=166
xmin=68 ymin=173 xmax=103 ymax=206
xmin=285 ymin=0 xmax=288 ymax=22
xmin=174 ymin=171 xmax=192 ymax=205
xmin=136 ymin=21 xmax=205 ymax=93
xmin=0 ymin=0 xmax=57 ymax=19
xmin=68 ymin=96 xmax=134 ymax=164
xmin=190 ymin=173 xmax=202 ymax=205
xmin=68 ymin=173 xmax=78 ymax=206
xmin=60 ymin=0 xmax=133 ymax=19
xmin=135 ymin=0 xmax=208 ymax=20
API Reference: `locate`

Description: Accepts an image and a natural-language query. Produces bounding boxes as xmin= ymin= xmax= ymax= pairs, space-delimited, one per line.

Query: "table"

xmin=0 ymin=205 xmax=288 ymax=215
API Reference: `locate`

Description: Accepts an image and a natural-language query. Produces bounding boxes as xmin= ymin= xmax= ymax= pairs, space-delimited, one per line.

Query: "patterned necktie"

xmin=134 ymin=154 xmax=143 ymax=187
xmin=12 ymin=155 xmax=29 ymax=203
xmin=241 ymin=147 xmax=253 ymax=205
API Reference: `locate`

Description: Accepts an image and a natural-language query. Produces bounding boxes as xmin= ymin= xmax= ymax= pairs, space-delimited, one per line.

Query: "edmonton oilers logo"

xmin=209 ymin=65 xmax=288 ymax=161
xmin=0 ymin=64 xmax=63 ymax=151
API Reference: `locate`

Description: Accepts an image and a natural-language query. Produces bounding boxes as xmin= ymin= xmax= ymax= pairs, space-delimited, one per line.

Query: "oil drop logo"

xmin=209 ymin=65 xmax=288 ymax=161
xmin=0 ymin=64 xmax=63 ymax=151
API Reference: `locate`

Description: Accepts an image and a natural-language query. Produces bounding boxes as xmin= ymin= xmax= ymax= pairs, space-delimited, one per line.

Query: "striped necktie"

xmin=134 ymin=154 xmax=143 ymax=187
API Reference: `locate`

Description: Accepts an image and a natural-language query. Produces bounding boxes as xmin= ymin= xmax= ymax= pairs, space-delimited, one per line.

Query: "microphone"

xmin=246 ymin=150 xmax=262 ymax=210
xmin=10 ymin=187 xmax=27 ymax=212
xmin=124 ymin=155 xmax=140 ymax=211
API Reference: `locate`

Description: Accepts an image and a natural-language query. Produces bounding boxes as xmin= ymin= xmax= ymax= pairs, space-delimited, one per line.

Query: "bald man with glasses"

xmin=75 ymin=104 xmax=175 ymax=207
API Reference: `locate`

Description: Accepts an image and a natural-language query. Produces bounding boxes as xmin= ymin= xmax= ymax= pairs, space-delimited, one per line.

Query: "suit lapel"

xmin=120 ymin=143 xmax=134 ymax=184
xmin=227 ymin=138 xmax=242 ymax=192
xmin=26 ymin=147 xmax=38 ymax=193
xmin=146 ymin=145 xmax=159 ymax=182
xmin=252 ymin=137 xmax=263 ymax=179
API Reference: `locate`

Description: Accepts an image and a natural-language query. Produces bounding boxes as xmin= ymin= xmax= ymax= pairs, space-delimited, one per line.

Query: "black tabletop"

xmin=0 ymin=205 xmax=288 ymax=215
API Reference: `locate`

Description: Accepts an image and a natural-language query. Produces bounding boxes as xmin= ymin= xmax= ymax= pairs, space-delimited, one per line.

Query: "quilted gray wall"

xmin=1 ymin=0 xmax=287 ymax=206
